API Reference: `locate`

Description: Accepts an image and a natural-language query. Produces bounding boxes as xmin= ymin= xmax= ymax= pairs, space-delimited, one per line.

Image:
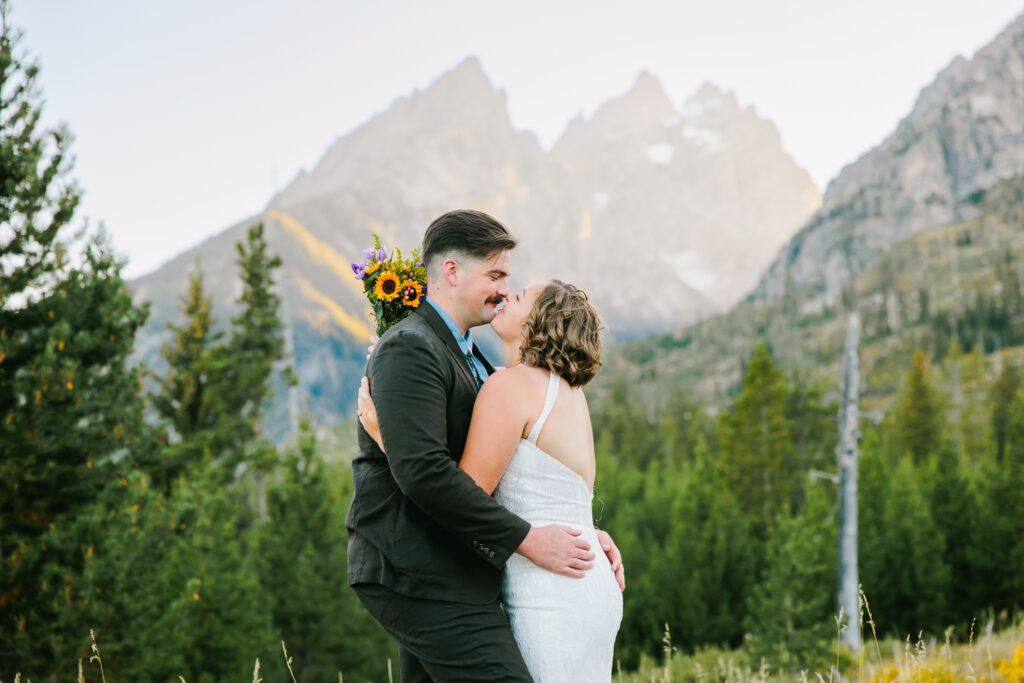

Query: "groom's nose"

xmin=495 ymin=277 xmax=510 ymax=300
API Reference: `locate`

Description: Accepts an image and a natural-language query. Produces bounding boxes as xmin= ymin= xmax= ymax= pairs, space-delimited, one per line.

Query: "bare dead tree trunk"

xmin=837 ymin=312 xmax=861 ymax=650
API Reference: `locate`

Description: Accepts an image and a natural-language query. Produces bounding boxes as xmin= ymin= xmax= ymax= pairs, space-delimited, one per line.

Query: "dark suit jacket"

xmin=346 ymin=303 xmax=532 ymax=604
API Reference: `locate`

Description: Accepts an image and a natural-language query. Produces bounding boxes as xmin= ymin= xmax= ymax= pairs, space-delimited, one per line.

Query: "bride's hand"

xmin=596 ymin=529 xmax=625 ymax=591
xmin=357 ymin=377 xmax=384 ymax=451
xmin=365 ymin=334 xmax=379 ymax=360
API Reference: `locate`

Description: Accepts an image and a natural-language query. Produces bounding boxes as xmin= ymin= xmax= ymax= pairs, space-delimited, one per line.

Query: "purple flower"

xmin=351 ymin=260 xmax=366 ymax=280
xmin=375 ymin=247 xmax=388 ymax=262
xmin=362 ymin=248 xmax=376 ymax=260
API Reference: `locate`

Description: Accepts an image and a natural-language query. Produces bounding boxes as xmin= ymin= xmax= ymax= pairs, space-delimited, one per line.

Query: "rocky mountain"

xmin=130 ymin=57 xmax=819 ymax=436
xmin=589 ymin=11 xmax=1024 ymax=415
xmin=552 ymin=77 xmax=821 ymax=309
xmin=754 ymin=11 xmax=1024 ymax=313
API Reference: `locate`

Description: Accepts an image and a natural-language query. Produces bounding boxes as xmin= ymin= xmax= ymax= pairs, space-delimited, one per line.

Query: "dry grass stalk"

xmin=89 ymin=629 xmax=107 ymax=683
xmin=282 ymin=641 xmax=298 ymax=683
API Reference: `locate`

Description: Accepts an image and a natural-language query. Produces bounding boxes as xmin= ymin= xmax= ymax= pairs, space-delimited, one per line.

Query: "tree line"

xmin=591 ymin=341 xmax=1024 ymax=671
xmin=0 ymin=14 xmax=393 ymax=679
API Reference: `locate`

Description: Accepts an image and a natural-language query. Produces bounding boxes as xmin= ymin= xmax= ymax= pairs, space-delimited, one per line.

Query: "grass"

xmin=4 ymin=600 xmax=1022 ymax=682
xmin=618 ymin=612 xmax=1024 ymax=683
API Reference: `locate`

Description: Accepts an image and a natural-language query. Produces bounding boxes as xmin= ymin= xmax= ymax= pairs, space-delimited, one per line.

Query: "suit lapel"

xmin=472 ymin=344 xmax=497 ymax=377
xmin=415 ymin=304 xmax=479 ymax=390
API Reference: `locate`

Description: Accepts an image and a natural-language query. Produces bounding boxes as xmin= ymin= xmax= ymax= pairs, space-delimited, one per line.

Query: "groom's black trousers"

xmin=353 ymin=583 xmax=533 ymax=682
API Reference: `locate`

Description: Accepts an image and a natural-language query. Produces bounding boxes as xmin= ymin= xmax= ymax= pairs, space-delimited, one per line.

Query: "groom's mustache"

xmin=485 ymin=296 xmax=505 ymax=305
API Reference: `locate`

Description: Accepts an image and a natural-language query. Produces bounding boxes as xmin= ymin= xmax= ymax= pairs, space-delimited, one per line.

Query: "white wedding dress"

xmin=495 ymin=371 xmax=623 ymax=682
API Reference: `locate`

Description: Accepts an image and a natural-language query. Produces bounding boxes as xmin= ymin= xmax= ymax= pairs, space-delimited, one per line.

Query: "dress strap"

xmin=527 ymin=371 xmax=560 ymax=445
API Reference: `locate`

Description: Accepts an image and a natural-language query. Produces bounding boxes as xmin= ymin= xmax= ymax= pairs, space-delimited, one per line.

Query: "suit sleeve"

xmin=369 ymin=329 xmax=531 ymax=569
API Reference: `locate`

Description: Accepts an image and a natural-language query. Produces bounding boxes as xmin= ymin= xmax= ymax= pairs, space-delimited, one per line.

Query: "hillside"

xmin=594 ymin=184 xmax=1024 ymax=415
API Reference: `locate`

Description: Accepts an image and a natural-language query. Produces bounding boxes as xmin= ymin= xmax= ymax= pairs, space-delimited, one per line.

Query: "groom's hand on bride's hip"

xmin=516 ymin=525 xmax=594 ymax=578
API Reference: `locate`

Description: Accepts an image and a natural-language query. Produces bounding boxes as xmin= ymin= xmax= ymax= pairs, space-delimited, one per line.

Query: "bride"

xmin=359 ymin=279 xmax=623 ymax=682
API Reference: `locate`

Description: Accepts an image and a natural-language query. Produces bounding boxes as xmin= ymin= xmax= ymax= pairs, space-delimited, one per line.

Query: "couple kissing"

xmin=346 ymin=209 xmax=624 ymax=682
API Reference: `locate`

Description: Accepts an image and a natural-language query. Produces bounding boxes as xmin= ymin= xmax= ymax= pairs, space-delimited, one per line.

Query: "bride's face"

xmin=490 ymin=281 xmax=548 ymax=343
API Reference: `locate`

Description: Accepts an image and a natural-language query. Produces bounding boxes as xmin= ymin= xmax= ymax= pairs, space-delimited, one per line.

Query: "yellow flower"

xmin=374 ymin=271 xmax=401 ymax=302
xmin=999 ymin=645 xmax=1024 ymax=682
xmin=401 ymin=280 xmax=424 ymax=308
xmin=364 ymin=260 xmax=382 ymax=276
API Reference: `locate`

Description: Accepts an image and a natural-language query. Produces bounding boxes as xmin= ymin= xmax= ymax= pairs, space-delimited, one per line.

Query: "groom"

xmin=347 ymin=210 xmax=620 ymax=681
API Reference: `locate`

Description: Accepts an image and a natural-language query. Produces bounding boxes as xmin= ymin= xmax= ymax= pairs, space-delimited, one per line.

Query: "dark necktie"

xmin=465 ymin=349 xmax=484 ymax=388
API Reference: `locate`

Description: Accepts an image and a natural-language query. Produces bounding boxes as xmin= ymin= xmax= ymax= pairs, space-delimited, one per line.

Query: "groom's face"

xmin=458 ymin=249 xmax=511 ymax=327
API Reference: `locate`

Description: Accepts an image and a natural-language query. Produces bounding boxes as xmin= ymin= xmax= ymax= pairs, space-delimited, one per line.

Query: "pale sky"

xmin=18 ymin=0 xmax=1024 ymax=278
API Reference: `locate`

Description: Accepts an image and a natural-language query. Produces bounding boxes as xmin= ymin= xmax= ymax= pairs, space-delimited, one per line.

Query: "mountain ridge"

xmin=129 ymin=56 xmax=821 ymax=436
xmin=753 ymin=10 xmax=1024 ymax=312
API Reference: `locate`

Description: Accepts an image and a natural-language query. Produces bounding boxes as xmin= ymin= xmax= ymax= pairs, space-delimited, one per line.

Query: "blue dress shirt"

xmin=424 ymin=297 xmax=488 ymax=387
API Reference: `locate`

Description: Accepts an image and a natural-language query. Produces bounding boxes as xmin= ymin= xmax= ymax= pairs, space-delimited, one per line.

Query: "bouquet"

xmin=351 ymin=235 xmax=428 ymax=336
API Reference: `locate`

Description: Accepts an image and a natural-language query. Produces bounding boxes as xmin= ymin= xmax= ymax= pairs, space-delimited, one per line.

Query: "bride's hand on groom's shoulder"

xmin=596 ymin=529 xmax=625 ymax=592
xmin=517 ymin=525 xmax=595 ymax=578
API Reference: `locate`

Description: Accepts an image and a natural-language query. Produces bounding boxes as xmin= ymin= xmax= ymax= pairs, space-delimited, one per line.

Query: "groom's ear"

xmin=441 ymin=258 xmax=460 ymax=287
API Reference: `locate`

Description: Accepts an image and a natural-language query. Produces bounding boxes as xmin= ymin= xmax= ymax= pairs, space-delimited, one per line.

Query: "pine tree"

xmin=786 ymin=369 xmax=838 ymax=507
xmin=594 ymin=377 xmax=656 ymax=468
xmin=214 ymin=223 xmax=289 ymax=450
xmin=657 ymin=439 xmax=754 ymax=653
xmin=859 ymin=452 xmax=950 ymax=635
xmin=45 ymin=472 xmax=189 ymax=681
xmin=589 ymin=439 xmax=683 ymax=668
xmin=150 ymin=266 xmax=221 ymax=489
xmin=0 ymin=5 xmax=152 ymax=672
xmin=971 ymin=390 xmax=1024 ymax=613
xmin=744 ymin=486 xmax=838 ymax=673
xmin=718 ymin=343 xmax=795 ymax=534
xmin=893 ymin=349 xmax=943 ymax=463
xmin=655 ymin=384 xmax=702 ymax=466
xmin=1001 ymin=391 xmax=1024 ymax=607
xmin=924 ymin=441 xmax=979 ymax=628
xmin=257 ymin=418 xmax=395 ymax=681
xmin=990 ymin=363 xmax=1020 ymax=463
xmin=163 ymin=460 xmax=279 ymax=682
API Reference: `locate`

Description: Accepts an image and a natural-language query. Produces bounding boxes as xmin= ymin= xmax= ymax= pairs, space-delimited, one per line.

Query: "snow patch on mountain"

xmin=644 ymin=142 xmax=674 ymax=164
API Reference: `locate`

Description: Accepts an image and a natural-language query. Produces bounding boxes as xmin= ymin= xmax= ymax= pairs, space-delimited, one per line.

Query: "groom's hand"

xmin=516 ymin=525 xmax=594 ymax=578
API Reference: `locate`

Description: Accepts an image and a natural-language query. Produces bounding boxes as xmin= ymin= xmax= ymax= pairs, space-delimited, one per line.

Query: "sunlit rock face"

xmin=753 ymin=12 xmax=1024 ymax=313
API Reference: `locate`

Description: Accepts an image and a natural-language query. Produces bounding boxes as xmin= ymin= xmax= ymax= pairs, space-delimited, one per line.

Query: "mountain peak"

xmin=422 ymin=55 xmax=498 ymax=101
xmin=685 ymin=82 xmax=740 ymax=112
xmin=624 ymin=70 xmax=674 ymax=111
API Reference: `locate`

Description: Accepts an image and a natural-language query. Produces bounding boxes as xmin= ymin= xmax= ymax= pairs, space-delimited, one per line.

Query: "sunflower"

xmin=401 ymin=280 xmax=424 ymax=307
xmin=364 ymin=260 xmax=382 ymax=276
xmin=374 ymin=271 xmax=402 ymax=301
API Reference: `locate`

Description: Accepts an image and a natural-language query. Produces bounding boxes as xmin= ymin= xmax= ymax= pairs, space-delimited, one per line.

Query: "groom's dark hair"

xmin=422 ymin=210 xmax=517 ymax=277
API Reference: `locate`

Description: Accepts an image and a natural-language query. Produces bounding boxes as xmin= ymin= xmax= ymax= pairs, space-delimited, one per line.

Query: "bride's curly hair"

xmin=520 ymin=280 xmax=603 ymax=387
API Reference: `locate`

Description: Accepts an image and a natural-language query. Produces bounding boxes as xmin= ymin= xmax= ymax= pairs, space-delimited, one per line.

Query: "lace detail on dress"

xmin=494 ymin=371 xmax=622 ymax=682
